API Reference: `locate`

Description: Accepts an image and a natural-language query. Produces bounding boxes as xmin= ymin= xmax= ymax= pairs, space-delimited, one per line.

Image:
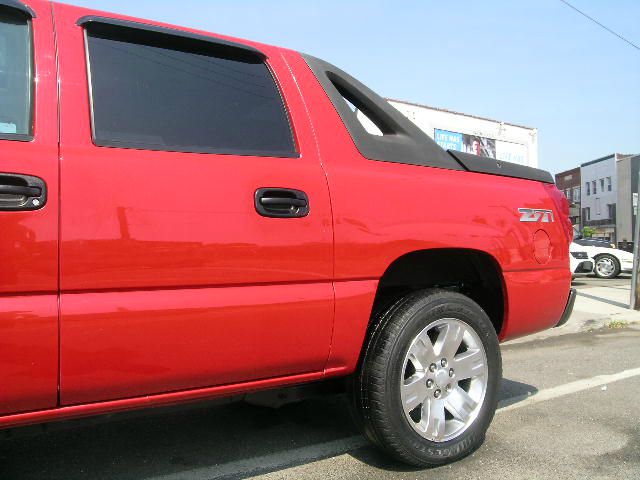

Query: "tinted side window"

xmin=0 ymin=8 xmax=32 ymax=139
xmin=86 ymin=24 xmax=296 ymax=157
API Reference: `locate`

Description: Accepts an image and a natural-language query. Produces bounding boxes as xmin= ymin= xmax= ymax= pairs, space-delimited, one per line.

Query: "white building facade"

xmin=615 ymin=154 xmax=640 ymax=246
xmin=580 ymin=154 xmax=618 ymax=241
xmin=368 ymin=99 xmax=539 ymax=168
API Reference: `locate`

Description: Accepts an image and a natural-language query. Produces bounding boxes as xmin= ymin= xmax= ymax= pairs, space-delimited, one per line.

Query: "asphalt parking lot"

xmin=1 ymin=276 xmax=638 ymax=480
xmin=573 ymin=272 xmax=632 ymax=290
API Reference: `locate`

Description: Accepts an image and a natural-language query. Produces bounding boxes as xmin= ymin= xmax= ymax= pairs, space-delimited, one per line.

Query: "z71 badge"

xmin=518 ymin=208 xmax=554 ymax=223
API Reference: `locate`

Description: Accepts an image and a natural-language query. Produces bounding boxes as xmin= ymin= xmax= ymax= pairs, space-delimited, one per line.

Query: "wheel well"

xmin=372 ymin=249 xmax=505 ymax=335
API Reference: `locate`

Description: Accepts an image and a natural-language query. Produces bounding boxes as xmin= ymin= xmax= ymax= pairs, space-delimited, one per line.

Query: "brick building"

xmin=555 ymin=167 xmax=581 ymax=227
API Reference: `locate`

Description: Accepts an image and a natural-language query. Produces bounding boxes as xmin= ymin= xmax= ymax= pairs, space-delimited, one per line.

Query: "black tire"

xmin=351 ymin=289 xmax=501 ymax=466
xmin=593 ymin=254 xmax=621 ymax=279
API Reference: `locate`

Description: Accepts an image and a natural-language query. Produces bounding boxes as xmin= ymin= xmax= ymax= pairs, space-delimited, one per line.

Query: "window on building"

xmin=595 ymin=198 xmax=601 ymax=215
xmin=586 ymin=182 xmax=590 ymax=196
xmin=583 ymin=207 xmax=590 ymax=221
xmin=607 ymin=177 xmax=612 ymax=191
xmin=565 ymin=189 xmax=570 ymax=199
xmin=600 ymin=178 xmax=605 ymax=192
xmin=85 ymin=23 xmax=296 ymax=157
xmin=0 ymin=9 xmax=33 ymax=139
xmin=573 ymin=187 xmax=580 ymax=202
xmin=608 ymin=203 xmax=615 ymax=221
xmin=592 ymin=180 xmax=597 ymax=195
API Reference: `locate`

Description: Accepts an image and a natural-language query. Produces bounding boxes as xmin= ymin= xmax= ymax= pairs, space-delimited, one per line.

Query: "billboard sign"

xmin=496 ymin=141 xmax=527 ymax=165
xmin=434 ymin=129 xmax=462 ymax=151
xmin=461 ymin=134 xmax=495 ymax=158
xmin=434 ymin=128 xmax=528 ymax=166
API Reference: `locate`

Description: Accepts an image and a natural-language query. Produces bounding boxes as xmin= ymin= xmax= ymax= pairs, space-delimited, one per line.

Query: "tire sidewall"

xmin=379 ymin=294 xmax=501 ymax=464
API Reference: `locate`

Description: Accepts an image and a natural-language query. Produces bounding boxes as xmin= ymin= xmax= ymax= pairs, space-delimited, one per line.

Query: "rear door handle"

xmin=0 ymin=173 xmax=47 ymax=211
xmin=0 ymin=185 xmax=42 ymax=197
xmin=255 ymin=188 xmax=309 ymax=218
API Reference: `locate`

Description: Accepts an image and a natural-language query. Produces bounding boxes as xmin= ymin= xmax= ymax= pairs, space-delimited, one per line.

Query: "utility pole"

xmin=630 ymin=171 xmax=640 ymax=309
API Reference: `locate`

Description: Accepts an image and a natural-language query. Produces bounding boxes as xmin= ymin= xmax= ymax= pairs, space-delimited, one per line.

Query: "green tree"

xmin=582 ymin=226 xmax=597 ymax=238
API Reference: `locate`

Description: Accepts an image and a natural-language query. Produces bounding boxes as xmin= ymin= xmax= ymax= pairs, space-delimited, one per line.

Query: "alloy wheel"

xmin=595 ymin=257 xmax=615 ymax=277
xmin=400 ymin=318 xmax=488 ymax=442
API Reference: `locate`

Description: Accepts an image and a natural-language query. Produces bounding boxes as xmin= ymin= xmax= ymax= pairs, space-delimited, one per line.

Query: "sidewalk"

xmin=505 ymin=280 xmax=640 ymax=345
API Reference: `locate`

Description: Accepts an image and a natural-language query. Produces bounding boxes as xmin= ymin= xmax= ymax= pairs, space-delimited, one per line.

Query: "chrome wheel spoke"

xmin=406 ymin=334 xmax=435 ymax=369
xmin=434 ymin=322 xmax=465 ymax=359
xmin=452 ymin=348 xmax=485 ymax=380
xmin=423 ymin=397 xmax=446 ymax=440
xmin=445 ymin=386 xmax=477 ymax=423
xmin=401 ymin=374 xmax=427 ymax=415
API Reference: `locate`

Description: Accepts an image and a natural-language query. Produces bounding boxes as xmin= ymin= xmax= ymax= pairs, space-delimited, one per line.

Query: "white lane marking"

xmin=152 ymin=367 xmax=640 ymax=480
xmin=497 ymin=366 xmax=640 ymax=412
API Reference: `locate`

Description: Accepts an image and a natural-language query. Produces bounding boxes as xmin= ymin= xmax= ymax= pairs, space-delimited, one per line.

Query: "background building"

xmin=356 ymin=99 xmax=539 ymax=168
xmin=580 ymin=154 xmax=618 ymax=242
xmin=555 ymin=167 xmax=581 ymax=228
xmin=616 ymin=154 xmax=640 ymax=250
xmin=579 ymin=153 xmax=640 ymax=245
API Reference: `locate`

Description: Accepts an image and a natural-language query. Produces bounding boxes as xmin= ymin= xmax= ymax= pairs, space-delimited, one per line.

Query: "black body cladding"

xmin=301 ymin=54 xmax=464 ymax=171
xmin=0 ymin=1 xmax=35 ymax=17
xmin=448 ymin=151 xmax=555 ymax=184
xmin=302 ymin=53 xmax=554 ymax=184
xmin=77 ymin=16 xmax=266 ymax=59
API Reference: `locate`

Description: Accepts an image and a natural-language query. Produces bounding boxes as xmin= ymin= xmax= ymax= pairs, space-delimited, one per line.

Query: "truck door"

xmin=55 ymin=4 xmax=334 ymax=404
xmin=0 ymin=0 xmax=59 ymax=414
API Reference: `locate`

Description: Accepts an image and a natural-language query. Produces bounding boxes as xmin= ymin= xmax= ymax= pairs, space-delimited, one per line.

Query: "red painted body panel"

xmin=325 ymin=280 xmax=378 ymax=376
xmin=0 ymin=1 xmax=571 ymax=428
xmin=0 ymin=0 xmax=59 ymax=414
xmin=501 ymin=269 xmax=568 ymax=340
xmin=54 ymin=3 xmax=335 ymax=403
xmin=284 ymin=49 xmax=571 ymax=343
xmin=54 ymin=3 xmax=333 ymax=291
xmin=0 ymin=0 xmax=58 ymax=296
xmin=60 ymin=284 xmax=333 ymax=405
xmin=0 ymin=295 xmax=58 ymax=415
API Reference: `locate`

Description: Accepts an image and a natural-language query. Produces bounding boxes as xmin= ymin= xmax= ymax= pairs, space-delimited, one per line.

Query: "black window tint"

xmin=0 ymin=8 xmax=32 ymax=139
xmin=86 ymin=24 xmax=296 ymax=157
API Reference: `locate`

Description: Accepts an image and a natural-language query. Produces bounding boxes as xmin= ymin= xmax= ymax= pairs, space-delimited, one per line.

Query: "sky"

xmin=63 ymin=0 xmax=640 ymax=174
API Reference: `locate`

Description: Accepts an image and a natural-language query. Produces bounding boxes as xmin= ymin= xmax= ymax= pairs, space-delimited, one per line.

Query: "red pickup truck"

xmin=0 ymin=0 xmax=574 ymax=466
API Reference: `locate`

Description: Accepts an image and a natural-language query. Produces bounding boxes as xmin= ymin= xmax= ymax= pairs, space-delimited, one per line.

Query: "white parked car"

xmin=571 ymin=236 xmax=634 ymax=279
xmin=569 ymin=244 xmax=593 ymax=276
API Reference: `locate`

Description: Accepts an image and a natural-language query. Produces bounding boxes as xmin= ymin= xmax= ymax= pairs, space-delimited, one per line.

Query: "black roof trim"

xmin=301 ymin=54 xmax=464 ymax=171
xmin=448 ymin=150 xmax=554 ymax=184
xmin=77 ymin=16 xmax=265 ymax=59
xmin=0 ymin=0 xmax=36 ymax=17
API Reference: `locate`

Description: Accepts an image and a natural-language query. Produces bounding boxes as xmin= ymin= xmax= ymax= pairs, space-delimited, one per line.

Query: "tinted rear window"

xmin=86 ymin=24 xmax=296 ymax=157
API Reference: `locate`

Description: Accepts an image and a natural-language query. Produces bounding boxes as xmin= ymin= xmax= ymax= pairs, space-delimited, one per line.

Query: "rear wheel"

xmin=594 ymin=254 xmax=620 ymax=279
xmin=351 ymin=289 xmax=501 ymax=466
